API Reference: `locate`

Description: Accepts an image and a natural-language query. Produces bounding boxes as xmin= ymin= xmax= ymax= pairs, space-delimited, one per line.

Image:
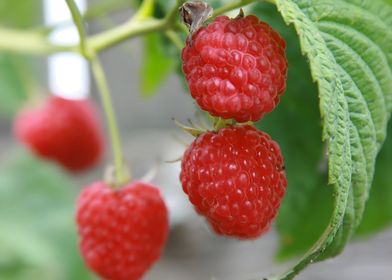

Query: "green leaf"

xmin=140 ymin=33 xmax=174 ymax=97
xmin=253 ymin=2 xmax=333 ymax=260
xmin=0 ymin=149 xmax=93 ymax=280
xmin=267 ymin=0 xmax=392 ymax=278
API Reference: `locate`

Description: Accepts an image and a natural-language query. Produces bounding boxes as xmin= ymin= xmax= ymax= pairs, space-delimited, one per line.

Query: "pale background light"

xmin=44 ymin=0 xmax=89 ymax=99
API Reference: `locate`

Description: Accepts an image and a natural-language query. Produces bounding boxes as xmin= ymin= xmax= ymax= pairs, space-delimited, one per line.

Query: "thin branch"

xmin=165 ymin=29 xmax=184 ymax=50
xmin=65 ymin=0 xmax=89 ymax=56
xmin=212 ymin=0 xmax=256 ymax=17
xmin=90 ymin=56 xmax=128 ymax=187
xmin=89 ymin=0 xmax=186 ymax=52
xmin=0 ymin=27 xmax=76 ymax=55
xmin=0 ymin=0 xmax=261 ymax=56
xmin=89 ymin=17 xmax=165 ymax=52
xmin=165 ymin=0 xmax=186 ymax=23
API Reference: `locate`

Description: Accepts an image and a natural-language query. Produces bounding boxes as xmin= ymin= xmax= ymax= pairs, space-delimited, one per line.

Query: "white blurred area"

xmin=44 ymin=0 xmax=89 ymax=99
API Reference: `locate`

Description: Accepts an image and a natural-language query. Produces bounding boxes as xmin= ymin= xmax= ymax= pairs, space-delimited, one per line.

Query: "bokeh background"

xmin=1 ymin=0 xmax=391 ymax=279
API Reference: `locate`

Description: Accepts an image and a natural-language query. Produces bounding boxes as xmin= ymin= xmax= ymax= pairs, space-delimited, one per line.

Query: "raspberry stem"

xmin=213 ymin=117 xmax=234 ymax=131
xmin=0 ymin=0 xmax=261 ymax=56
xmin=90 ymin=56 xmax=129 ymax=187
xmin=133 ymin=0 xmax=154 ymax=21
xmin=66 ymin=0 xmax=129 ymax=188
xmin=65 ymin=0 xmax=89 ymax=57
xmin=165 ymin=30 xmax=185 ymax=50
xmin=212 ymin=0 xmax=255 ymax=18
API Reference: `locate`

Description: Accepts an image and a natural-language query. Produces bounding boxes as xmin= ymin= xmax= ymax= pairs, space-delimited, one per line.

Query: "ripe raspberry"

xmin=181 ymin=15 xmax=287 ymax=122
xmin=76 ymin=181 xmax=169 ymax=280
xmin=180 ymin=125 xmax=287 ymax=238
xmin=14 ymin=96 xmax=104 ymax=172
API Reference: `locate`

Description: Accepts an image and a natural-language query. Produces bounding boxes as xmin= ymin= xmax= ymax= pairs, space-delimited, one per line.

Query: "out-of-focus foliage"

xmin=0 ymin=0 xmax=41 ymax=117
xmin=0 ymin=149 xmax=93 ymax=280
xmin=357 ymin=120 xmax=392 ymax=235
xmin=141 ymin=34 xmax=174 ymax=97
xmin=0 ymin=55 xmax=29 ymax=116
xmin=257 ymin=0 xmax=392 ymax=277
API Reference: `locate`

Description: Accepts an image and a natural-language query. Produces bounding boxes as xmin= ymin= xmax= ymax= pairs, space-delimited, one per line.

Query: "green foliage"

xmin=0 ymin=0 xmax=42 ymax=117
xmin=0 ymin=55 xmax=28 ymax=116
xmin=141 ymin=34 xmax=175 ymax=97
xmin=253 ymin=3 xmax=333 ymax=261
xmin=261 ymin=0 xmax=392 ymax=278
xmin=0 ymin=150 xmax=93 ymax=280
xmin=0 ymin=0 xmax=40 ymax=29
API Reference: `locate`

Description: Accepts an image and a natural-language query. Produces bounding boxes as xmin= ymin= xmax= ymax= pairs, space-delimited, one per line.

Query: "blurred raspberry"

xmin=76 ymin=181 xmax=169 ymax=280
xmin=14 ymin=96 xmax=104 ymax=172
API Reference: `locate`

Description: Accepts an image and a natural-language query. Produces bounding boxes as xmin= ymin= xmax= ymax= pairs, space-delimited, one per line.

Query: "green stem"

xmin=65 ymin=0 xmax=89 ymax=57
xmin=165 ymin=30 xmax=184 ymax=50
xmin=89 ymin=0 xmax=185 ymax=52
xmin=1 ymin=0 xmax=260 ymax=56
xmin=65 ymin=0 xmax=128 ymax=187
xmin=214 ymin=117 xmax=234 ymax=130
xmin=212 ymin=0 xmax=256 ymax=17
xmin=35 ymin=0 xmax=131 ymax=36
xmin=0 ymin=27 xmax=76 ymax=55
xmin=90 ymin=56 xmax=128 ymax=187
xmin=89 ymin=17 xmax=165 ymax=52
xmin=165 ymin=0 xmax=186 ymax=23
xmin=133 ymin=0 xmax=154 ymax=20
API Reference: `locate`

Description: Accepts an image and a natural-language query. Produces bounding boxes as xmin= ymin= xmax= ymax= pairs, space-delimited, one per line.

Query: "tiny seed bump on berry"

xmin=235 ymin=34 xmax=248 ymax=51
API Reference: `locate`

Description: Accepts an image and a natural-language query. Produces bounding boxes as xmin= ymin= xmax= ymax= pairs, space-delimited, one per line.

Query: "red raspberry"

xmin=76 ymin=181 xmax=169 ymax=280
xmin=180 ymin=125 xmax=287 ymax=239
xmin=13 ymin=96 xmax=104 ymax=172
xmin=181 ymin=15 xmax=287 ymax=122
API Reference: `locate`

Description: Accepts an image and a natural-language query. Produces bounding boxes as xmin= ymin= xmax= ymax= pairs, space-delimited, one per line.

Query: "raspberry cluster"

xmin=12 ymin=4 xmax=289 ymax=280
xmin=180 ymin=11 xmax=288 ymax=239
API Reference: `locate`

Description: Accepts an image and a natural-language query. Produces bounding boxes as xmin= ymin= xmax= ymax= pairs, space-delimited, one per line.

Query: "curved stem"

xmin=90 ymin=56 xmax=128 ymax=187
xmin=1 ymin=0 xmax=261 ymax=56
xmin=35 ymin=0 xmax=131 ymax=35
xmin=65 ymin=0 xmax=128 ymax=187
xmin=212 ymin=0 xmax=256 ymax=17
xmin=133 ymin=0 xmax=154 ymax=20
xmin=165 ymin=29 xmax=184 ymax=50
xmin=165 ymin=0 xmax=186 ymax=23
xmin=65 ymin=0 xmax=89 ymax=57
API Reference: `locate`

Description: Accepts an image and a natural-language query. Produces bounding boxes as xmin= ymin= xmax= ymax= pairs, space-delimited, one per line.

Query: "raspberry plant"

xmin=1 ymin=0 xmax=392 ymax=280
